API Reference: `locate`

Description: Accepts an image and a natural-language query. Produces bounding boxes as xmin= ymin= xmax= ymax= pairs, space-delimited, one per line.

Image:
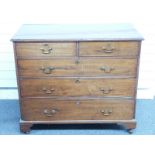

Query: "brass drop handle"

xmin=40 ymin=44 xmax=53 ymax=54
xmin=43 ymin=109 xmax=57 ymax=117
xmin=101 ymin=47 xmax=115 ymax=53
xmin=40 ymin=66 xmax=55 ymax=74
xmin=100 ymin=88 xmax=113 ymax=94
xmin=97 ymin=44 xmax=115 ymax=53
xmin=100 ymin=109 xmax=112 ymax=116
xmin=100 ymin=66 xmax=114 ymax=73
xmin=42 ymin=87 xmax=55 ymax=94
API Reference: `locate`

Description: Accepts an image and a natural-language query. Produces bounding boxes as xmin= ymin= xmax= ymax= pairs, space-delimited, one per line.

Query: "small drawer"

xmin=15 ymin=42 xmax=76 ymax=58
xmin=18 ymin=58 xmax=137 ymax=77
xmin=21 ymin=98 xmax=135 ymax=121
xmin=79 ymin=41 xmax=140 ymax=57
xmin=20 ymin=78 xmax=136 ymax=97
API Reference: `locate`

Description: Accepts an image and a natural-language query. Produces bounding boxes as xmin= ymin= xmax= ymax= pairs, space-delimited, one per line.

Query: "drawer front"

xmin=20 ymin=78 xmax=136 ymax=97
xmin=15 ymin=42 xmax=76 ymax=57
xmin=18 ymin=58 xmax=137 ymax=77
xmin=79 ymin=41 xmax=139 ymax=57
xmin=21 ymin=99 xmax=134 ymax=121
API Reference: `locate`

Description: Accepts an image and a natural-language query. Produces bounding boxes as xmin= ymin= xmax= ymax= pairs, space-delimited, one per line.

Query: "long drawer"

xmin=21 ymin=98 xmax=135 ymax=121
xmin=79 ymin=41 xmax=139 ymax=57
xmin=18 ymin=58 xmax=137 ymax=77
xmin=15 ymin=42 xmax=76 ymax=58
xmin=20 ymin=78 xmax=136 ymax=97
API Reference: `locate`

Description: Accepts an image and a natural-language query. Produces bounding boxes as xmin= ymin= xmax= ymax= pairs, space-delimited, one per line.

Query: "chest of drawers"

xmin=11 ymin=24 xmax=143 ymax=133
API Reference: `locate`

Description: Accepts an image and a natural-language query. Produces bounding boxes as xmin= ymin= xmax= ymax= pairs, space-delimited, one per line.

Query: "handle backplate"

xmin=42 ymin=87 xmax=55 ymax=94
xmin=40 ymin=44 xmax=53 ymax=54
xmin=43 ymin=109 xmax=58 ymax=117
xmin=40 ymin=66 xmax=55 ymax=74
xmin=100 ymin=88 xmax=113 ymax=94
xmin=100 ymin=66 xmax=114 ymax=73
xmin=100 ymin=109 xmax=112 ymax=116
xmin=97 ymin=44 xmax=115 ymax=53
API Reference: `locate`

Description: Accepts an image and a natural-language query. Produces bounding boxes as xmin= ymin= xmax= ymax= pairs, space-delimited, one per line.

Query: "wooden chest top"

xmin=11 ymin=24 xmax=143 ymax=42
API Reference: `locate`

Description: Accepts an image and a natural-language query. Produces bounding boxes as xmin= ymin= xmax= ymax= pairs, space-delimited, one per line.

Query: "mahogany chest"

xmin=11 ymin=24 xmax=143 ymax=133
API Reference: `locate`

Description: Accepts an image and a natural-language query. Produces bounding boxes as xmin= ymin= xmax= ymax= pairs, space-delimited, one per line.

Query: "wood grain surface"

xmin=20 ymin=78 xmax=136 ymax=97
xmin=79 ymin=41 xmax=140 ymax=57
xmin=18 ymin=58 xmax=137 ymax=77
xmin=21 ymin=98 xmax=134 ymax=121
xmin=15 ymin=42 xmax=76 ymax=57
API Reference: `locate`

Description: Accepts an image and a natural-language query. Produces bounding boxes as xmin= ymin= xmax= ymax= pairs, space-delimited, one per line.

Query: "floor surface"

xmin=0 ymin=99 xmax=155 ymax=135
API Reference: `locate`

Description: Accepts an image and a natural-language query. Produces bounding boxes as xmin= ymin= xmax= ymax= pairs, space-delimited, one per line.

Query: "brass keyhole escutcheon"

xmin=75 ymin=60 xmax=80 ymax=64
xmin=76 ymin=101 xmax=80 ymax=105
xmin=75 ymin=79 xmax=80 ymax=83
